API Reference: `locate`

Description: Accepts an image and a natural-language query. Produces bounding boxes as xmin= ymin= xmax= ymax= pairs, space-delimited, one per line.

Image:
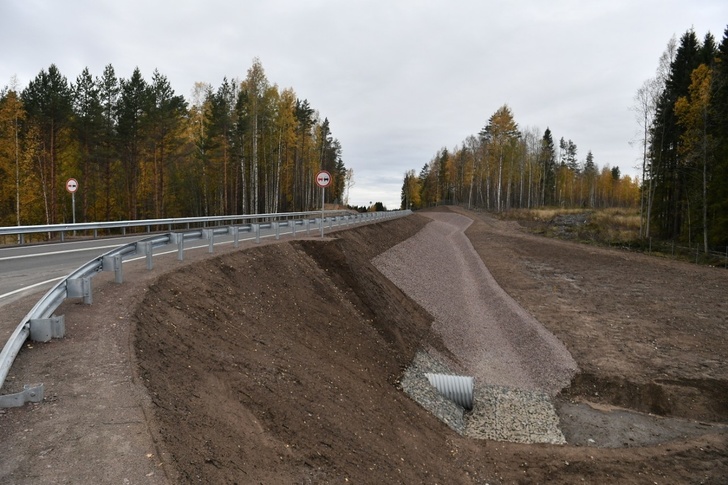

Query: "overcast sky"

xmin=1 ymin=1 xmax=726 ymax=209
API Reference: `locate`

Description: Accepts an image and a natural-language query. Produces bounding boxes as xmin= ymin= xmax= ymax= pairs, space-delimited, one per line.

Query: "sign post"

xmin=66 ymin=178 xmax=79 ymax=226
xmin=315 ymin=170 xmax=332 ymax=238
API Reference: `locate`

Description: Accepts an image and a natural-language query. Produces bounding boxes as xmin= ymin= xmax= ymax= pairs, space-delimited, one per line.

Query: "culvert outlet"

xmin=425 ymin=373 xmax=474 ymax=410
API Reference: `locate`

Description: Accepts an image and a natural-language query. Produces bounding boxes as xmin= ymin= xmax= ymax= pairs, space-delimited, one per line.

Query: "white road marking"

xmin=0 ymin=276 xmax=65 ymax=300
xmin=0 ymin=244 xmax=125 ymax=261
xmin=0 ymin=232 xmax=289 ymax=301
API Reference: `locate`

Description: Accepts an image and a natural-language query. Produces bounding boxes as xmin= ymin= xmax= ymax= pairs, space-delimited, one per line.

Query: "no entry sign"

xmin=315 ymin=170 xmax=332 ymax=188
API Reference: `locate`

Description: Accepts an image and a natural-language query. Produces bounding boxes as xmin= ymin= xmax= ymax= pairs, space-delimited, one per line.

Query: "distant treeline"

xmin=401 ymin=114 xmax=639 ymax=213
xmin=402 ymin=25 xmax=728 ymax=251
xmin=0 ymin=58 xmax=352 ymax=226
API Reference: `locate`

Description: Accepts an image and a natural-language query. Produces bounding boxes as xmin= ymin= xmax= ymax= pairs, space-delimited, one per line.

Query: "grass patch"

xmin=502 ymin=207 xmax=641 ymax=244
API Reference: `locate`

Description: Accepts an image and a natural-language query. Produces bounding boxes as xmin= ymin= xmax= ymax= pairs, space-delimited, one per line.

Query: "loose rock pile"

xmin=401 ymin=350 xmax=565 ymax=444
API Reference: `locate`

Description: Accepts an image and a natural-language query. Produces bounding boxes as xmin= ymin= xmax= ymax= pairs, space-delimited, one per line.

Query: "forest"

xmin=0 ymin=58 xmax=351 ymax=227
xmin=402 ymin=26 xmax=728 ymax=251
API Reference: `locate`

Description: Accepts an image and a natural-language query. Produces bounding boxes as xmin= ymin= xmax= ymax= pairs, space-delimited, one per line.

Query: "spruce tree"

xmin=710 ymin=26 xmax=728 ymax=245
xmin=539 ymin=128 xmax=556 ymax=205
xmin=649 ymin=29 xmax=702 ymax=240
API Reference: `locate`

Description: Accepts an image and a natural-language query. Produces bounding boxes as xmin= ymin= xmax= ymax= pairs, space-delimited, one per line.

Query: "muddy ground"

xmin=1 ymin=206 xmax=727 ymax=483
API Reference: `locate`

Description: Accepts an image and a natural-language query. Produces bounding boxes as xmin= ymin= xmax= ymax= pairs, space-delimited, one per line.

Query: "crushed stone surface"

xmin=374 ymin=211 xmax=577 ymax=443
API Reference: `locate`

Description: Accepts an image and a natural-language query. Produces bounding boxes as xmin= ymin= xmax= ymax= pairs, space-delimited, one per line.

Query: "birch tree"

xmin=241 ymin=58 xmax=268 ymax=214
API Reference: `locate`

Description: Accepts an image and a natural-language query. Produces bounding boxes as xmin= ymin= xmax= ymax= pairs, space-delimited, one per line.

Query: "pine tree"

xmin=147 ymin=70 xmax=187 ymax=218
xmin=293 ymin=99 xmax=314 ymax=210
xmin=117 ymin=67 xmax=150 ymax=219
xmin=72 ymin=67 xmax=103 ymax=221
xmin=97 ymin=64 xmax=120 ymax=221
xmin=21 ymin=64 xmax=73 ymax=224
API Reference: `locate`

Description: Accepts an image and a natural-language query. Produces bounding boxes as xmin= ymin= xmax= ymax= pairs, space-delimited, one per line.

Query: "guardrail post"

xmin=291 ymin=220 xmax=297 ymax=237
xmin=103 ymin=254 xmax=124 ymax=283
xmin=137 ymin=241 xmax=153 ymax=270
xmin=169 ymin=233 xmax=184 ymax=261
xmin=231 ymin=226 xmax=240 ymax=248
xmin=202 ymin=229 xmax=214 ymax=253
xmin=272 ymin=222 xmax=280 ymax=240
xmin=67 ymin=277 xmax=93 ymax=304
xmin=30 ymin=315 xmax=65 ymax=342
xmin=252 ymin=224 xmax=260 ymax=243
xmin=305 ymin=220 xmax=311 ymax=236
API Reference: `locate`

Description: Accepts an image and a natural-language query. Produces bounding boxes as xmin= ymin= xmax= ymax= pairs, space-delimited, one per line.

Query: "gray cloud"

xmin=1 ymin=0 xmax=725 ymax=209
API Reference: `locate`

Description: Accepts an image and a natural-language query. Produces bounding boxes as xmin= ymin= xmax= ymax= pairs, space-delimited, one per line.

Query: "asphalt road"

xmin=0 ymin=221 xmax=326 ymax=308
xmin=0 ymin=235 xmax=152 ymax=307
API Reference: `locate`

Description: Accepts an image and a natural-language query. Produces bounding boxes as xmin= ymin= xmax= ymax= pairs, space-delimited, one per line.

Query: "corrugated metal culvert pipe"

xmin=425 ymin=373 xmax=474 ymax=410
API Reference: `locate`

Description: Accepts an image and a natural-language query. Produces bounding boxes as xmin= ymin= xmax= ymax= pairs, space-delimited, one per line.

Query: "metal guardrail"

xmin=0 ymin=210 xmax=351 ymax=244
xmin=0 ymin=210 xmax=410 ymax=407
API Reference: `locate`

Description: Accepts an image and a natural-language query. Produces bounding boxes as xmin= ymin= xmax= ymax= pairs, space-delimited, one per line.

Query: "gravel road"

xmin=373 ymin=211 xmax=578 ymax=443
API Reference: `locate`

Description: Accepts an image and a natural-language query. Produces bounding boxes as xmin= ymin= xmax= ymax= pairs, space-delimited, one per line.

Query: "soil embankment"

xmin=2 ymin=207 xmax=726 ymax=483
xmin=134 ymin=207 xmax=728 ymax=483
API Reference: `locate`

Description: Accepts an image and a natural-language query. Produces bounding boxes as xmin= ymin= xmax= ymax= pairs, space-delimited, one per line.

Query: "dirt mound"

xmin=134 ymin=215 xmax=473 ymax=483
xmin=132 ymin=209 xmax=728 ymax=484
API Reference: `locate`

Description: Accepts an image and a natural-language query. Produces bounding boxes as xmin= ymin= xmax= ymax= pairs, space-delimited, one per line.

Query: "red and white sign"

xmin=66 ymin=178 xmax=79 ymax=193
xmin=315 ymin=170 xmax=332 ymax=188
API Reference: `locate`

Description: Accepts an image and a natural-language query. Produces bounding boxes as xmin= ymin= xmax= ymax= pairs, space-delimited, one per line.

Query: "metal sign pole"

xmin=66 ymin=178 xmax=78 ymax=235
xmin=321 ymin=185 xmax=325 ymax=238
xmin=315 ymin=170 xmax=331 ymax=238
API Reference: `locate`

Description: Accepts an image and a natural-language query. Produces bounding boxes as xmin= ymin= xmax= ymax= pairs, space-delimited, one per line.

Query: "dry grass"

xmin=591 ymin=208 xmax=641 ymax=231
xmin=503 ymin=207 xmax=641 ymax=244
xmin=507 ymin=208 xmax=584 ymax=222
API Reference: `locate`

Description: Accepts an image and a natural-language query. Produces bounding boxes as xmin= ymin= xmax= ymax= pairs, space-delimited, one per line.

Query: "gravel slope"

xmin=373 ymin=211 xmax=578 ymax=443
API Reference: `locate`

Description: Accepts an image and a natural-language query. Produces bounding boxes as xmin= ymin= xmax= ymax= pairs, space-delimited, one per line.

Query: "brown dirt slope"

xmin=2 ymin=208 xmax=727 ymax=484
xmin=454 ymin=206 xmax=728 ymax=422
xmin=134 ymin=208 xmax=728 ymax=484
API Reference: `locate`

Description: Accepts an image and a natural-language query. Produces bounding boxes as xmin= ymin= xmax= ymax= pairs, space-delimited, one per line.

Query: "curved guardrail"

xmin=0 ymin=210 xmax=410 ymax=407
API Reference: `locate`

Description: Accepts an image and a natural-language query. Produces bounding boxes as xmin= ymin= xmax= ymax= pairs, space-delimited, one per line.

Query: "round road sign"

xmin=315 ymin=170 xmax=332 ymax=188
xmin=66 ymin=178 xmax=79 ymax=193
